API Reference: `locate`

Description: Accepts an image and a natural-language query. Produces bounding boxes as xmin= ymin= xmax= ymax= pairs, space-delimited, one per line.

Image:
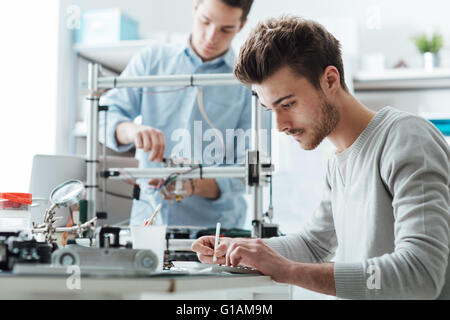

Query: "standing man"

xmin=100 ymin=0 xmax=254 ymax=228
xmin=192 ymin=16 xmax=450 ymax=299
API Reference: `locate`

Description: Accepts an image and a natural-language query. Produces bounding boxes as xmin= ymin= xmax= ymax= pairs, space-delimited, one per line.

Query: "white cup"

xmin=131 ymin=225 xmax=167 ymax=271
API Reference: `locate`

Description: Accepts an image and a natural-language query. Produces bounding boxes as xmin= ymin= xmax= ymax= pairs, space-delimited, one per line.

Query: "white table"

xmin=0 ymin=272 xmax=291 ymax=300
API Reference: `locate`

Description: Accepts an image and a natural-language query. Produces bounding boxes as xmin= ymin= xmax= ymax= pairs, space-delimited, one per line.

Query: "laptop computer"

xmin=29 ymin=154 xmax=138 ymax=226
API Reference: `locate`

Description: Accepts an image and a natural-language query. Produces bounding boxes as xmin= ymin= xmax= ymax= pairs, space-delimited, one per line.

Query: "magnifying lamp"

xmin=44 ymin=180 xmax=85 ymax=222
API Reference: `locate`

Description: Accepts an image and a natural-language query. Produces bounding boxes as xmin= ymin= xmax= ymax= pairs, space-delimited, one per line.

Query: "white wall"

xmin=69 ymin=0 xmax=450 ymax=68
xmin=249 ymin=0 xmax=450 ymax=68
xmin=0 ymin=1 xmax=59 ymax=192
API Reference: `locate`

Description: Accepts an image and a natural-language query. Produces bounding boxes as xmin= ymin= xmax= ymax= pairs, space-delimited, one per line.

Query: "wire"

xmin=87 ymin=89 xmax=111 ymax=97
xmin=103 ymin=79 xmax=227 ymax=198
xmin=98 ymin=77 xmax=226 ymax=165
xmin=196 ymin=87 xmax=226 ymax=157
xmin=118 ymin=169 xmax=139 ymax=187
xmin=104 ymin=191 xmax=134 ymax=200
xmin=145 ymin=165 xmax=201 ymax=200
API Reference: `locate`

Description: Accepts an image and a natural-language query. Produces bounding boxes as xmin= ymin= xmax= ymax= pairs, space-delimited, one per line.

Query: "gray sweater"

xmin=265 ymin=107 xmax=450 ymax=299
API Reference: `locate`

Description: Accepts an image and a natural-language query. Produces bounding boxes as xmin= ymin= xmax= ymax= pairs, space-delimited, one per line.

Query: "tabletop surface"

xmin=0 ymin=270 xmax=274 ymax=295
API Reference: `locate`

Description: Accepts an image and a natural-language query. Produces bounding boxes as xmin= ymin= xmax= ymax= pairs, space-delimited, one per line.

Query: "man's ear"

xmin=321 ymin=66 xmax=340 ymax=94
xmin=238 ymin=18 xmax=248 ymax=32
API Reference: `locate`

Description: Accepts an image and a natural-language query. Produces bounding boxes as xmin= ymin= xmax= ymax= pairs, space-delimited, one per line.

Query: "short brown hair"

xmin=234 ymin=15 xmax=348 ymax=92
xmin=199 ymin=0 xmax=254 ymax=22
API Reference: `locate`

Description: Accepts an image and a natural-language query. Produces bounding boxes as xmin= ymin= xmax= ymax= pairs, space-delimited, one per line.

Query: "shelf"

xmin=353 ymin=68 xmax=450 ymax=91
xmin=74 ymin=39 xmax=160 ymax=73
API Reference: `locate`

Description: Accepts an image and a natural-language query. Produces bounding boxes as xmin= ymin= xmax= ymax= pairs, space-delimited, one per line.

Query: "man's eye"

xmin=282 ymin=102 xmax=294 ymax=109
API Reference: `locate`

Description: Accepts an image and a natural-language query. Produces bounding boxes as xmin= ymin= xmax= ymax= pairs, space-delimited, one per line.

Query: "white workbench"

xmin=0 ymin=272 xmax=291 ymax=300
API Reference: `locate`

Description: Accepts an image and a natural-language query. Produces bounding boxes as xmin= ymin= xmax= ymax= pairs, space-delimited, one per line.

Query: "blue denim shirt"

xmin=99 ymin=39 xmax=251 ymax=228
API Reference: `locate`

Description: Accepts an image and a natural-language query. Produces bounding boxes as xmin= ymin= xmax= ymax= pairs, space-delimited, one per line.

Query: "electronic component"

xmin=0 ymin=232 xmax=54 ymax=271
xmin=165 ymin=228 xmax=253 ymax=264
xmin=13 ymin=226 xmax=159 ymax=276
xmin=211 ymin=264 xmax=263 ymax=275
xmin=51 ymin=226 xmax=159 ymax=275
xmin=196 ymin=228 xmax=251 ymax=238
xmin=171 ymin=261 xmax=262 ymax=275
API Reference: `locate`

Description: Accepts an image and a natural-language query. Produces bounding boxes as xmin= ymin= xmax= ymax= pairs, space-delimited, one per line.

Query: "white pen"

xmin=213 ymin=222 xmax=221 ymax=263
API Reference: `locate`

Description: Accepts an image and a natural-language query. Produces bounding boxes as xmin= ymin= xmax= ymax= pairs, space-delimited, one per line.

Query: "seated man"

xmin=192 ymin=16 xmax=450 ymax=299
xmin=100 ymin=0 xmax=254 ymax=229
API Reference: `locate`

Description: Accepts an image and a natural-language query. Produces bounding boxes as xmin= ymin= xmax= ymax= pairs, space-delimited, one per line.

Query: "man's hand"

xmin=192 ymin=236 xmax=336 ymax=295
xmin=191 ymin=236 xmax=291 ymax=283
xmin=116 ymin=122 xmax=165 ymax=162
xmin=223 ymin=238 xmax=294 ymax=283
xmin=149 ymin=179 xmax=220 ymax=200
xmin=149 ymin=178 xmax=194 ymax=200
xmin=191 ymin=236 xmax=233 ymax=264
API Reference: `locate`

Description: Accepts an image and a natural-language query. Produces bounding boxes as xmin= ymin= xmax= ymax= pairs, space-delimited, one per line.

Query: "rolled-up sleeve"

xmin=99 ymin=47 xmax=150 ymax=152
xmin=213 ymin=177 xmax=246 ymax=204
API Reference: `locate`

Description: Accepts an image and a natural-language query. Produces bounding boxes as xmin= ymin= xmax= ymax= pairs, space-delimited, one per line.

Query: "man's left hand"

xmin=224 ymin=238 xmax=292 ymax=283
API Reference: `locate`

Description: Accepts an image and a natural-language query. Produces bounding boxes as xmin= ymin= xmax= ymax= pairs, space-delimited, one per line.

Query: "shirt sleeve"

xmin=99 ymin=47 xmax=150 ymax=152
xmin=264 ymin=162 xmax=338 ymax=263
xmin=334 ymin=117 xmax=450 ymax=300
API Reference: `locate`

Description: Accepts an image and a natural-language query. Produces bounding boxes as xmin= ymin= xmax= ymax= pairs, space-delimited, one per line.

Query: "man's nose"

xmin=275 ymin=112 xmax=291 ymax=133
xmin=206 ymin=25 xmax=220 ymax=43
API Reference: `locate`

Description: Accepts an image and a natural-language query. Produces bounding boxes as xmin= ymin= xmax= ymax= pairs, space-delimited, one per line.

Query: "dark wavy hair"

xmin=199 ymin=0 xmax=254 ymax=22
xmin=234 ymin=15 xmax=348 ymax=92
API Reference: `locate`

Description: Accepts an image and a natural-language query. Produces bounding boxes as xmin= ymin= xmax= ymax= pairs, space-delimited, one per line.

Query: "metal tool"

xmin=32 ymin=180 xmax=97 ymax=243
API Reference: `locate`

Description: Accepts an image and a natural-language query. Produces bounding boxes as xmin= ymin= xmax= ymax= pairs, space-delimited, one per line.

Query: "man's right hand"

xmin=192 ymin=236 xmax=295 ymax=284
xmin=116 ymin=122 xmax=165 ymax=162
xmin=191 ymin=236 xmax=233 ymax=265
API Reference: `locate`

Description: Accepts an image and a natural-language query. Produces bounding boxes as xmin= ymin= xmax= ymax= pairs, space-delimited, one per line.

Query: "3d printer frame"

xmin=86 ymin=63 xmax=276 ymax=238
